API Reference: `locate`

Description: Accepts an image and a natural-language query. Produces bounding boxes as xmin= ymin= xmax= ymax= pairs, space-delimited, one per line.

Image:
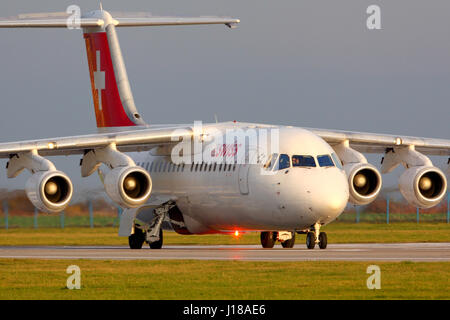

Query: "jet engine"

xmin=399 ymin=166 xmax=447 ymax=208
xmin=104 ymin=166 xmax=152 ymax=208
xmin=25 ymin=170 xmax=73 ymax=214
xmin=344 ymin=163 xmax=382 ymax=205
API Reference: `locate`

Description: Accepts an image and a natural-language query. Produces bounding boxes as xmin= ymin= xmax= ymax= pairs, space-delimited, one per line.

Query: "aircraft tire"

xmin=149 ymin=229 xmax=163 ymax=249
xmin=260 ymin=231 xmax=276 ymax=248
xmin=129 ymin=228 xmax=145 ymax=249
xmin=281 ymin=232 xmax=296 ymax=248
xmin=306 ymin=232 xmax=316 ymax=249
xmin=318 ymin=232 xmax=327 ymax=249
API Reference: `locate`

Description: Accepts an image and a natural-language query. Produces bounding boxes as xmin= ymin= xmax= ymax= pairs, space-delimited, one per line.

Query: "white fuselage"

xmin=132 ymin=124 xmax=350 ymax=234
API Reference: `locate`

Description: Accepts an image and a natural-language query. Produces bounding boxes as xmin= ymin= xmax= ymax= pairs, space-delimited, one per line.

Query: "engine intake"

xmin=25 ymin=171 xmax=73 ymax=213
xmin=399 ymin=166 xmax=447 ymax=208
xmin=104 ymin=166 xmax=152 ymax=208
xmin=344 ymin=163 xmax=382 ymax=205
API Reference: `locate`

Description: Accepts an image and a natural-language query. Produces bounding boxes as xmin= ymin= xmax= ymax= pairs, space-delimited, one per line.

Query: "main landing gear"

xmin=260 ymin=231 xmax=296 ymax=248
xmin=128 ymin=224 xmax=163 ymax=249
xmin=306 ymin=223 xmax=327 ymax=250
xmin=128 ymin=203 xmax=171 ymax=250
xmin=260 ymin=223 xmax=328 ymax=249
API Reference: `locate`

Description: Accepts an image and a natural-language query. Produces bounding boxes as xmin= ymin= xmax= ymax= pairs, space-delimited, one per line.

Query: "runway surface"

xmin=0 ymin=243 xmax=449 ymax=261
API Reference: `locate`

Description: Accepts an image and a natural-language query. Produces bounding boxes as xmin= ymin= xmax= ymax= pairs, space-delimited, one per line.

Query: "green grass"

xmin=1 ymin=223 xmax=449 ymax=300
xmin=1 ymin=211 xmax=448 ymax=229
xmin=337 ymin=212 xmax=449 ymax=223
xmin=0 ymin=215 xmax=118 ymax=229
xmin=0 ymin=259 xmax=448 ymax=299
xmin=0 ymin=223 xmax=449 ymax=246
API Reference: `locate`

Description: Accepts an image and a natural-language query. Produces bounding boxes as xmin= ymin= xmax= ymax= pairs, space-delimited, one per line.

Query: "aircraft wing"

xmin=308 ymin=128 xmax=450 ymax=156
xmin=0 ymin=126 xmax=192 ymax=158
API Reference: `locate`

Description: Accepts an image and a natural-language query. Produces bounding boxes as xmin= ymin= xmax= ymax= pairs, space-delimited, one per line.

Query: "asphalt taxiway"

xmin=0 ymin=242 xmax=449 ymax=262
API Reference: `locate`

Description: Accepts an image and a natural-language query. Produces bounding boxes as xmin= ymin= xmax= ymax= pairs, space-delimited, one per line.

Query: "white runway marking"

xmin=0 ymin=243 xmax=449 ymax=262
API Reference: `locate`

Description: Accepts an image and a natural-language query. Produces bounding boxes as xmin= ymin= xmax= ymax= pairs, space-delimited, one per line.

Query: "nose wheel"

xmin=306 ymin=223 xmax=327 ymax=249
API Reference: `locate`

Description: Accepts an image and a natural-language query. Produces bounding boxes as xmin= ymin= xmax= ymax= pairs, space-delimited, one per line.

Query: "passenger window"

xmin=331 ymin=153 xmax=343 ymax=170
xmin=317 ymin=154 xmax=335 ymax=167
xmin=277 ymin=154 xmax=290 ymax=170
xmin=292 ymin=155 xmax=316 ymax=167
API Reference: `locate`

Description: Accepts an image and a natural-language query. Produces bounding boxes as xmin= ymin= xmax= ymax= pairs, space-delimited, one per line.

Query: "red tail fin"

xmin=84 ymin=28 xmax=145 ymax=128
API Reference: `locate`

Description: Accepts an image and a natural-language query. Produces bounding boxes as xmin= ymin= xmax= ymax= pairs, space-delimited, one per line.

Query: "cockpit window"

xmin=331 ymin=152 xmax=343 ymax=169
xmin=277 ymin=154 xmax=290 ymax=170
xmin=292 ymin=155 xmax=316 ymax=167
xmin=263 ymin=153 xmax=278 ymax=170
xmin=317 ymin=154 xmax=335 ymax=167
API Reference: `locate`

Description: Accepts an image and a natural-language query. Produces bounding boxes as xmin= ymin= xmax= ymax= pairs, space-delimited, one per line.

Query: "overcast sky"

xmin=0 ymin=0 xmax=449 ymax=192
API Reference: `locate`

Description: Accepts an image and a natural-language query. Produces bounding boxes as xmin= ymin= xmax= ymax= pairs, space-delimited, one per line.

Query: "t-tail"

xmin=82 ymin=10 xmax=145 ymax=130
xmin=0 ymin=8 xmax=240 ymax=131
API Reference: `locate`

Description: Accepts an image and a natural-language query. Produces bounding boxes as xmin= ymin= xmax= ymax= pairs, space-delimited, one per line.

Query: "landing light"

xmin=234 ymin=230 xmax=240 ymax=237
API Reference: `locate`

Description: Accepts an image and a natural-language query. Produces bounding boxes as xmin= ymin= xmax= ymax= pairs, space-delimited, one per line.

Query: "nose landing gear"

xmin=305 ymin=223 xmax=327 ymax=249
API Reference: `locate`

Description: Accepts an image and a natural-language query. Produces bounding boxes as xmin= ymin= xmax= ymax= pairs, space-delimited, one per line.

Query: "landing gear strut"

xmin=127 ymin=202 xmax=172 ymax=250
xmin=305 ymin=223 xmax=327 ymax=250
xmin=149 ymin=228 xmax=163 ymax=249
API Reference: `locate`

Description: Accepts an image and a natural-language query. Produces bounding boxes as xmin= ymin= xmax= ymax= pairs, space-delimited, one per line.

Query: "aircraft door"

xmin=238 ymin=147 xmax=257 ymax=195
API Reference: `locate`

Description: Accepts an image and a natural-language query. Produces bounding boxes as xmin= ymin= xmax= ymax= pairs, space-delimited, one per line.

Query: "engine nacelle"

xmin=25 ymin=171 xmax=73 ymax=214
xmin=104 ymin=166 xmax=152 ymax=208
xmin=399 ymin=166 xmax=447 ymax=209
xmin=344 ymin=163 xmax=382 ymax=205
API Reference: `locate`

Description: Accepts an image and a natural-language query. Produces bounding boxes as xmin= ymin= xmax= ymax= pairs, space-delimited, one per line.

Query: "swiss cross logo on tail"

xmin=94 ymin=50 xmax=105 ymax=110
xmin=83 ymin=30 xmax=146 ymax=127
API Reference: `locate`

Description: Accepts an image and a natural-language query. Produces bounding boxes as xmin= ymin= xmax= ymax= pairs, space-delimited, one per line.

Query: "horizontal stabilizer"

xmin=113 ymin=17 xmax=240 ymax=28
xmin=0 ymin=18 xmax=103 ymax=28
xmin=0 ymin=13 xmax=239 ymax=29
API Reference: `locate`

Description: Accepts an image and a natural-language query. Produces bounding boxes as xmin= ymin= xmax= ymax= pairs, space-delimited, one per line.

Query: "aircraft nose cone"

xmin=310 ymin=170 xmax=349 ymax=219
xmin=323 ymin=193 xmax=348 ymax=213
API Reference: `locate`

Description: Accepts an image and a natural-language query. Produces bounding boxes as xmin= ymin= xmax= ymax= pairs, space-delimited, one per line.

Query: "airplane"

xmin=0 ymin=8 xmax=449 ymax=250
